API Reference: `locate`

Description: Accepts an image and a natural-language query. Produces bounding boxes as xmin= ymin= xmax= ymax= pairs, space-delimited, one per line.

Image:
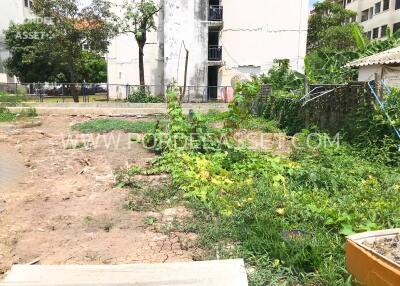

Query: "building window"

xmin=375 ymin=2 xmax=381 ymax=14
xmin=383 ymin=0 xmax=390 ymax=11
xmin=369 ymin=7 xmax=374 ymax=19
xmin=381 ymin=25 xmax=388 ymax=37
xmin=24 ymin=0 xmax=33 ymax=8
xmin=372 ymin=27 xmax=380 ymax=39
xmin=394 ymin=22 xmax=400 ymax=34
xmin=361 ymin=9 xmax=369 ymax=22
xmin=396 ymin=0 xmax=400 ymax=10
xmin=366 ymin=31 xmax=372 ymax=40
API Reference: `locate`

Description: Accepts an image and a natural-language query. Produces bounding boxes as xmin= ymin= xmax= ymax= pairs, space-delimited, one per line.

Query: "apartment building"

xmin=340 ymin=0 xmax=400 ymax=40
xmin=107 ymin=0 xmax=309 ymax=100
xmin=0 ymin=0 xmax=34 ymax=83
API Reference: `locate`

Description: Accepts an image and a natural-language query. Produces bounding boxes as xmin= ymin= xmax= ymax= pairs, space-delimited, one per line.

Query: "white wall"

xmin=219 ymin=0 xmax=309 ymax=86
xmin=358 ymin=65 xmax=383 ymax=81
xmin=0 ymin=0 xmax=34 ymax=82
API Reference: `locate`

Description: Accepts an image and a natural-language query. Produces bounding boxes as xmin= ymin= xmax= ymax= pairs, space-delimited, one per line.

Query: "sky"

xmin=310 ymin=0 xmax=321 ymax=10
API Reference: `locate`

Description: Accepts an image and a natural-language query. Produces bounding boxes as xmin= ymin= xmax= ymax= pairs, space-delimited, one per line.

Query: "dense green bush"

xmin=263 ymin=92 xmax=304 ymax=135
xmin=342 ymin=86 xmax=400 ymax=166
xmin=127 ymin=89 xmax=164 ymax=103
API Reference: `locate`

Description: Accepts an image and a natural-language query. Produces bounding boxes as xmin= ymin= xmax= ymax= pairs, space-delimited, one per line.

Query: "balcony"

xmin=208 ymin=46 xmax=222 ymax=61
xmin=209 ymin=5 xmax=223 ymax=21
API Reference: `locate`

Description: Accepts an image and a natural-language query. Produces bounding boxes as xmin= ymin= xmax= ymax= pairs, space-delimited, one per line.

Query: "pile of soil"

xmin=363 ymin=233 xmax=400 ymax=265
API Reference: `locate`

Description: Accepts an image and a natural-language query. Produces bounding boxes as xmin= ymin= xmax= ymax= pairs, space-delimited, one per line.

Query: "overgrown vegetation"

xmin=117 ymin=85 xmax=400 ymax=285
xmin=72 ymin=118 xmax=166 ymax=133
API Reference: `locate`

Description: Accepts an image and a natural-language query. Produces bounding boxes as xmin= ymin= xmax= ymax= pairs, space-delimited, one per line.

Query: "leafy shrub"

xmin=127 ymin=89 xmax=164 ymax=103
xmin=144 ymin=88 xmax=230 ymax=153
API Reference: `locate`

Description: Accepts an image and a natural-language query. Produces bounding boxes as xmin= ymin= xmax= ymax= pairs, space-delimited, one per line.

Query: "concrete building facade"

xmin=107 ymin=0 xmax=309 ymax=101
xmin=0 ymin=0 xmax=34 ymax=83
xmin=340 ymin=0 xmax=400 ymax=40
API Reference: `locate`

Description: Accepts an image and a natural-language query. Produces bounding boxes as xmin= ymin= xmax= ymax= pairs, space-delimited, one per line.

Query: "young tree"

xmin=121 ymin=0 xmax=161 ymax=87
xmin=308 ymin=0 xmax=360 ymax=52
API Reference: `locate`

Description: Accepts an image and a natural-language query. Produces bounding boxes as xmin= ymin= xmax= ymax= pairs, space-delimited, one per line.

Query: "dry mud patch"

xmin=0 ymin=115 xmax=199 ymax=277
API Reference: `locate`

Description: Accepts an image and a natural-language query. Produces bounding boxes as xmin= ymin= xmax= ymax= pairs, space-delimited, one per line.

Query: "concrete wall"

xmin=345 ymin=0 xmax=400 ymax=39
xmin=358 ymin=65 xmax=383 ymax=81
xmin=0 ymin=0 xmax=34 ymax=82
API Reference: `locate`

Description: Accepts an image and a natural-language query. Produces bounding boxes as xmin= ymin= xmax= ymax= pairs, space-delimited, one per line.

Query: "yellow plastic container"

xmin=346 ymin=229 xmax=400 ymax=286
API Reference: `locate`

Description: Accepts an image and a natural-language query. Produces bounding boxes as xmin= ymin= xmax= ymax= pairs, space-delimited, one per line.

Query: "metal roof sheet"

xmin=347 ymin=46 xmax=400 ymax=67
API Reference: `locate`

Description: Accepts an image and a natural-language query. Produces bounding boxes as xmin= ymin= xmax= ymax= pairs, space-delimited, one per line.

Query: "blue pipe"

xmin=367 ymin=80 xmax=400 ymax=151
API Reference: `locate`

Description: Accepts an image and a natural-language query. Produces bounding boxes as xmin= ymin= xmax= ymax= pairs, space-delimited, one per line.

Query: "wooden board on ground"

xmin=0 ymin=259 xmax=248 ymax=286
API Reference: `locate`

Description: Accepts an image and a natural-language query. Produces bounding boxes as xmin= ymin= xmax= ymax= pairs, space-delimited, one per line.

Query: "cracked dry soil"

xmin=0 ymin=115 xmax=199 ymax=278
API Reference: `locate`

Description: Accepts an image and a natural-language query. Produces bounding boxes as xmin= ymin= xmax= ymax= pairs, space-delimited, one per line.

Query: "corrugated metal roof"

xmin=347 ymin=46 xmax=400 ymax=67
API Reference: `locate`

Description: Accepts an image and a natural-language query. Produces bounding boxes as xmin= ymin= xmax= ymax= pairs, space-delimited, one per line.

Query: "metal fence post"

xmin=107 ymin=83 xmax=109 ymax=102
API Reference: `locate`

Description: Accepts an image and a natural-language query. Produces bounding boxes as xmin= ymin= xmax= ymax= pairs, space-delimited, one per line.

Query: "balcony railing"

xmin=208 ymin=45 xmax=222 ymax=61
xmin=209 ymin=5 xmax=223 ymax=21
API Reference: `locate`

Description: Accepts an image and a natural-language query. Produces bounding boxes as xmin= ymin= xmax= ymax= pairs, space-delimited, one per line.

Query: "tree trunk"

xmin=67 ymin=49 xmax=79 ymax=103
xmin=138 ymin=44 xmax=145 ymax=88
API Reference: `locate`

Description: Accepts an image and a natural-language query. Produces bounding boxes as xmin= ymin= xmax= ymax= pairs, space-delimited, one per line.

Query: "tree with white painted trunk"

xmin=121 ymin=0 xmax=161 ymax=87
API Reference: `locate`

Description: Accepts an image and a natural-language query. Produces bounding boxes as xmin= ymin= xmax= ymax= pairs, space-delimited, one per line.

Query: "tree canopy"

xmin=307 ymin=0 xmax=360 ymax=52
xmin=5 ymin=0 xmax=115 ymax=84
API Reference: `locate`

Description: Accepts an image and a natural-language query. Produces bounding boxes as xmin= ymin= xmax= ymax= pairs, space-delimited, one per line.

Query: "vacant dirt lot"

xmin=0 ymin=115 xmax=197 ymax=277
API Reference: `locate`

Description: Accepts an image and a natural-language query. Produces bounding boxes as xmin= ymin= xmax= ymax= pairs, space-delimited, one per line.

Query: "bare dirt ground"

xmin=0 ymin=115 xmax=198 ymax=278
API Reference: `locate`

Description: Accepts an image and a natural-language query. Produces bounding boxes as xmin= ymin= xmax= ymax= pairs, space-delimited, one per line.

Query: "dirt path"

xmin=0 ymin=115 xmax=196 ymax=277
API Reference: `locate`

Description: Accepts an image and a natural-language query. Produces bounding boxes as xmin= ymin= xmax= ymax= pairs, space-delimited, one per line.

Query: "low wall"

xmin=8 ymin=103 xmax=228 ymax=116
xmin=304 ymin=82 xmax=374 ymax=134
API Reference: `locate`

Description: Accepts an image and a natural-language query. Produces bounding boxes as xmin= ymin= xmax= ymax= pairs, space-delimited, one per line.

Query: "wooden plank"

xmin=0 ymin=259 xmax=248 ymax=286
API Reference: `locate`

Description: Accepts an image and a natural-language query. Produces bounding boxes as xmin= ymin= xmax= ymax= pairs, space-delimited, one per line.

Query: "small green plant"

xmin=124 ymin=201 xmax=138 ymax=211
xmin=65 ymin=142 xmax=86 ymax=150
xmin=116 ymin=165 xmax=142 ymax=188
xmin=84 ymin=216 xmax=93 ymax=224
xmin=0 ymin=107 xmax=17 ymax=122
xmin=144 ymin=216 xmax=157 ymax=226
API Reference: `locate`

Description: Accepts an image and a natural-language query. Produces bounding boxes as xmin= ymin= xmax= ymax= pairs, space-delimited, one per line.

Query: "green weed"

xmin=72 ymin=119 xmax=166 ymax=134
